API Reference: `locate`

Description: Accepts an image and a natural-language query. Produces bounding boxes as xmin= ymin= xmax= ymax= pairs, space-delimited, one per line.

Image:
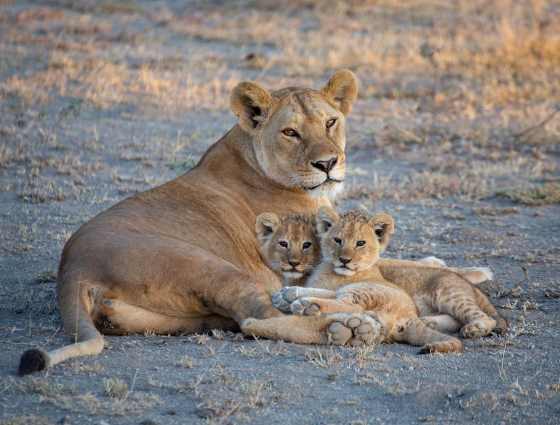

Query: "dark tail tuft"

xmin=18 ymin=349 xmax=48 ymax=376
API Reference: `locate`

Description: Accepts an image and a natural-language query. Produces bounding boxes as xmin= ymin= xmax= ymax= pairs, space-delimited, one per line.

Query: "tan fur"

xmin=256 ymin=213 xmax=320 ymax=286
xmin=21 ymin=70 xmax=396 ymax=375
xmin=273 ymin=209 xmax=463 ymax=354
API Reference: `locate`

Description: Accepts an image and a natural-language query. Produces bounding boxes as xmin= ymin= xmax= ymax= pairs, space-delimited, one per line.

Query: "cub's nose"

xmin=288 ymin=260 xmax=300 ymax=267
xmin=339 ymin=257 xmax=351 ymax=265
xmin=311 ymin=157 xmax=337 ymax=174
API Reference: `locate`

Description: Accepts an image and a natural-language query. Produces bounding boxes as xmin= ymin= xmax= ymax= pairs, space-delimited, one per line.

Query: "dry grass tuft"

xmin=496 ymin=183 xmax=560 ymax=206
xmin=177 ymin=355 xmax=195 ymax=368
xmin=304 ymin=347 xmax=343 ymax=368
xmin=346 ymin=170 xmax=491 ymax=203
xmin=0 ymin=416 xmax=52 ymax=425
xmin=103 ymin=377 xmax=129 ymax=399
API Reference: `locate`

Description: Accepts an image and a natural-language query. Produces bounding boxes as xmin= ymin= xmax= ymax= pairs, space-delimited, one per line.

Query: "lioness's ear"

xmin=320 ymin=69 xmax=359 ymax=115
xmin=231 ymin=82 xmax=274 ymax=133
xmin=370 ymin=213 xmax=395 ymax=252
xmin=256 ymin=212 xmax=280 ymax=242
xmin=316 ymin=207 xmax=339 ymax=236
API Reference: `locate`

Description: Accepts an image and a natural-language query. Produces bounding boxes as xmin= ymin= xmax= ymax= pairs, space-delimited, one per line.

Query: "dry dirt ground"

xmin=1 ymin=1 xmax=560 ymax=424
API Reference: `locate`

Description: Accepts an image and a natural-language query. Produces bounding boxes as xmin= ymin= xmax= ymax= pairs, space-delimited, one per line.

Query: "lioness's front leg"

xmin=241 ymin=313 xmax=382 ymax=346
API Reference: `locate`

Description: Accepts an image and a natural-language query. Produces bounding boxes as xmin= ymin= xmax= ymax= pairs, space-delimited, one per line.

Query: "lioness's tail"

xmin=18 ymin=278 xmax=104 ymax=376
xmin=395 ymin=318 xmax=463 ymax=354
xmin=473 ymin=287 xmax=508 ymax=335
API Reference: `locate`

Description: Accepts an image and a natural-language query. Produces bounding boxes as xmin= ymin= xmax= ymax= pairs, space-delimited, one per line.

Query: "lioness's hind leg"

xmin=421 ymin=314 xmax=462 ymax=333
xmin=96 ymin=299 xmax=237 ymax=335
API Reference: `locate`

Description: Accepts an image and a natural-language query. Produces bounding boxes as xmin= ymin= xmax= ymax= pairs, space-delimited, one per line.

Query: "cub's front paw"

xmin=290 ymin=298 xmax=321 ymax=316
xmin=271 ymin=287 xmax=302 ymax=313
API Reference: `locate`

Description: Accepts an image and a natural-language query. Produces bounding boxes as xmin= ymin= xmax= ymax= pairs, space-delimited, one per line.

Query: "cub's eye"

xmin=356 ymin=240 xmax=366 ymax=247
xmin=278 ymin=240 xmax=288 ymax=248
xmin=302 ymin=241 xmax=312 ymax=250
xmin=326 ymin=118 xmax=337 ymax=129
xmin=333 ymin=237 xmax=342 ymax=245
xmin=282 ymin=128 xmax=299 ymax=138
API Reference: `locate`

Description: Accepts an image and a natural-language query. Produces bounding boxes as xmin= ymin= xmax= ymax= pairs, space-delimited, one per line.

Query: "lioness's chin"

xmin=283 ymin=271 xmax=304 ymax=279
xmin=307 ymin=181 xmax=344 ymax=201
xmin=334 ymin=267 xmax=355 ymax=276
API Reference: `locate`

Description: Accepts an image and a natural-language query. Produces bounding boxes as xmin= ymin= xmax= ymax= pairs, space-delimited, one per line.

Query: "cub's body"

xmin=269 ymin=208 xmax=506 ymax=352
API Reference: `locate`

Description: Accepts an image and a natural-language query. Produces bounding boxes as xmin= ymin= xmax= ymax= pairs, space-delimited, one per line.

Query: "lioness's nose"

xmin=311 ymin=157 xmax=337 ymax=173
xmin=339 ymin=257 xmax=351 ymax=265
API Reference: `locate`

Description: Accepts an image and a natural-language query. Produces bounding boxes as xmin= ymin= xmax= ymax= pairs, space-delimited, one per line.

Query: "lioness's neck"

xmin=191 ymin=125 xmax=329 ymax=215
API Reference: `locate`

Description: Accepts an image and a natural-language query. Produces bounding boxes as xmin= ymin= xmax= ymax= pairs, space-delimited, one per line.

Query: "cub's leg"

xmin=420 ymin=314 xmax=462 ymax=333
xmin=473 ymin=287 xmax=508 ymax=334
xmin=393 ymin=318 xmax=463 ymax=354
xmin=272 ymin=287 xmax=336 ymax=313
xmin=241 ymin=312 xmax=383 ymax=346
xmin=433 ymin=276 xmax=497 ymax=338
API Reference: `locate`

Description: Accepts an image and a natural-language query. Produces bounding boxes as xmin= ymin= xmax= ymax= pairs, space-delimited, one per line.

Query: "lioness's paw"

xmin=290 ymin=298 xmax=320 ymax=316
xmin=327 ymin=314 xmax=383 ymax=347
xmin=271 ymin=287 xmax=301 ymax=313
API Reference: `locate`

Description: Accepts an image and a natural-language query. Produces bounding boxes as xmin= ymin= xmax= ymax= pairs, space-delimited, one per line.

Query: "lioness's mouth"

xmin=305 ymin=178 xmax=343 ymax=191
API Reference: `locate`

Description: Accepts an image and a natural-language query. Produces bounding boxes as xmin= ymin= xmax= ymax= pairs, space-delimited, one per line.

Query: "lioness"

xmin=270 ymin=208 xmax=507 ymax=341
xmin=20 ymin=69 xmax=390 ymax=375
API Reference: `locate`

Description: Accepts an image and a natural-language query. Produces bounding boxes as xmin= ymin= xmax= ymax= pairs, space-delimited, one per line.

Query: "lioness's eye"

xmin=326 ymin=118 xmax=337 ymax=129
xmin=278 ymin=240 xmax=288 ymax=248
xmin=302 ymin=241 xmax=312 ymax=250
xmin=333 ymin=237 xmax=342 ymax=245
xmin=356 ymin=240 xmax=366 ymax=247
xmin=282 ymin=128 xmax=299 ymax=138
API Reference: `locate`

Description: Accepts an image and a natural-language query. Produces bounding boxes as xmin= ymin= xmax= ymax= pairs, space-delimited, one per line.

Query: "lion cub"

xmin=274 ymin=208 xmax=506 ymax=345
xmin=256 ymin=212 xmax=320 ymax=286
xmin=273 ymin=209 xmax=463 ymax=353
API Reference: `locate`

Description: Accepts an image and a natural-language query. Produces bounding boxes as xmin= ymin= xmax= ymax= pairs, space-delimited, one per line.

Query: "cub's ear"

xmin=320 ymin=69 xmax=359 ymax=115
xmin=231 ymin=82 xmax=274 ymax=133
xmin=316 ymin=207 xmax=339 ymax=236
xmin=255 ymin=212 xmax=280 ymax=242
xmin=369 ymin=213 xmax=395 ymax=252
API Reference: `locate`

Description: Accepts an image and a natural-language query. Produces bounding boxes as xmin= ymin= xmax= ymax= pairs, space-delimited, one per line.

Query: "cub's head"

xmin=315 ymin=208 xmax=395 ymax=276
xmin=256 ymin=212 xmax=320 ymax=281
xmin=230 ymin=70 xmax=358 ymax=200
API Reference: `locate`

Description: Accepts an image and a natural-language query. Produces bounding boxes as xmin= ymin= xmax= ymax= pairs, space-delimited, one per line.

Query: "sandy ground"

xmin=1 ymin=1 xmax=559 ymax=424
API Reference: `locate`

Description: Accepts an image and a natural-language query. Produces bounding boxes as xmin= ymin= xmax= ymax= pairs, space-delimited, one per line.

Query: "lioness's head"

xmin=315 ymin=207 xmax=395 ymax=276
xmin=231 ymin=70 xmax=358 ymax=199
xmin=256 ymin=212 xmax=320 ymax=282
